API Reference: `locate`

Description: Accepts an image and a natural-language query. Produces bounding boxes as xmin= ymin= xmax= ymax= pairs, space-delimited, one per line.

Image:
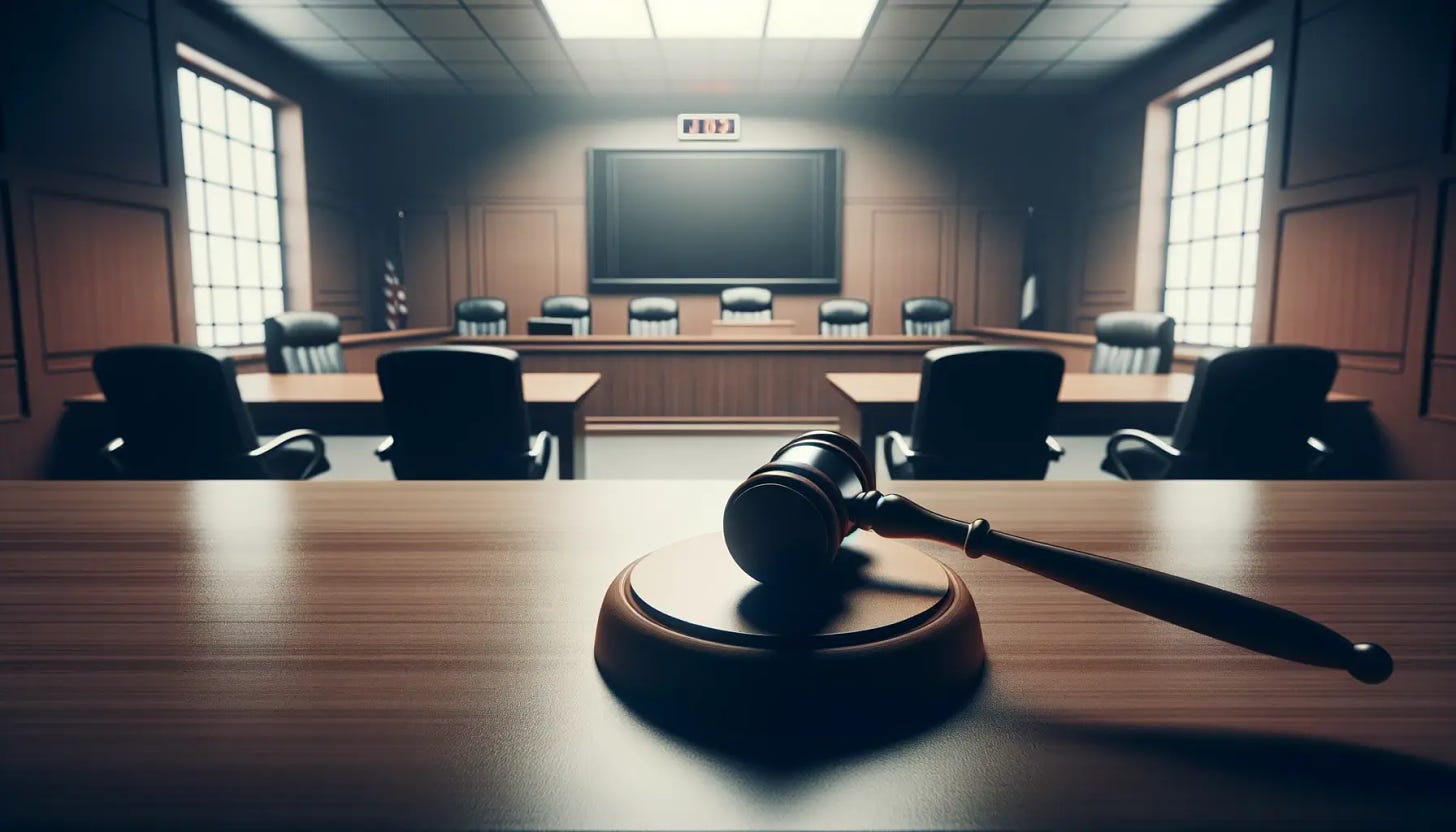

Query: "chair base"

xmin=594 ymin=532 xmax=986 ymax=736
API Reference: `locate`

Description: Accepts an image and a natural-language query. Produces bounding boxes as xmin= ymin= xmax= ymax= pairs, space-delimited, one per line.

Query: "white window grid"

xmin=1162 ymin=63 xmax=1273 ymax=348
xmin=177 ymin=64 xmax=285 ymax=348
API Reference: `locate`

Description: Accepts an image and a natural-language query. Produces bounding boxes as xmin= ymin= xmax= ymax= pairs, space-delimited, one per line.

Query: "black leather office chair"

xmin=374 ymin=346 xmax=550 ymax=480
xmin=541 ymin=294 xmax=591 ymax=335
xmin=884 ymin=345 xmax=1065 ymax=479
xmin=264 ymin=311 xmax=345 ymax=374
xmin=720 ymin=287 xmax=773 ymax=322
xmin=902 ymin=297 xmax=953 ymax=336
xmin=1102 ymin=345 xmax=1339 ymax=480
xmin=628 ymin=297 xmax=680 ymax=336
xmin=456 ymin=297 xmax=509 ymax=336
xmin=819 ymin=298 xmax=871 ymax=337
xmin=92 ymin=344 xmax=328 ymax=479
xmin=1091 ymin=311 xmax=1176 ymax=374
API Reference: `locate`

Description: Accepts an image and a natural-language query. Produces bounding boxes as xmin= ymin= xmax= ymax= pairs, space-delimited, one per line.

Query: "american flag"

xmin=383 ymin=257 xmax=408 ymax=330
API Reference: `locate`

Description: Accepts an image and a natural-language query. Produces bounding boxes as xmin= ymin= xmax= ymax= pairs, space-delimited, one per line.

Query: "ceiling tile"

xmin=467 ymin=79 xmax=532 ymax=95
xmin=350 ymin=38 xmax=432 ymax=61
xmin=941 ymin=8 xmax=1036 ymax=38
xmin=233 ymin=6 xmax=336 ymax=38
xmin=573 ymin=61 xmax=625 ymax=81
xmin=304 ymin=1 xmax=387 ymax=6
xmin=494 ymin=38 xmax=566 ymax=61
xmin=516 ymin=61 xmax=580 ymax=82
xmin=755 ymin=77 xmax=801 ymax=93
xmin=886 ymin=0 xmax=956 ymax=6
xmin=324 ymin=61 xmax=392 ymax=80
xmin=1096 ymin=5 xmax=1217 ymax=38
xmin=311 ymin=7 xmax=408 ymax=38
xmin=857 ymin=38 xmax=930 ymax=61
xmin=910 ymin=61 xmax=985 ymax=81
xmin=923 ymin=38 xmax=1005 ymax=61
xmin=978 ymin=59 xmax=1051 ymax=80
xmin=997 ymin=37 xmax=1079 ymax=61
xmin=1041 ymin=60 xmax=1119 ymax=79
xmin=1065 ymin=37 xmax=1159 ymax=61
xmin=800 ymin=61 xmax=854 ymax=81
xmin=422 ymin=38 xmax=504 ymax=61
xmin=761 ymin=39 xmax=812 ymax=62
xmin=870 ymin=7 xmax=952 ymax=38
xmin=448 ymin=61 xmax=521 ymax=81
xmin=390 ymin=8 xmax=481 ymax=39
xmin=1022 ymin=78 xmax=1098 ymax=95
xmin=963 ymin=0 xmax=1039 ymax=5
xmin=379 ymin=60 xmax=454 ymax=81
xmin=1018 ymin=7 xmax=1119 ymax=38
xmin=530 ymin=79 xmax=588 ymax=94
xmin=839 ymin=79 xmax=900 ymax=95
xmin=563 ymin=40 xmax=619 ymax=61
xmin=899 ymin=79 xmax=965 ymax=96
xmin=809 ymin=40 xmax=864 ymax=61
xmin=469 ymin=7 xmax=555 ymax=38
xmin=282 ymin=38 xmax=365 ymax=62
xmin=963 ymin=78 xmax=1027 ymax=95
xmin=846 ymin=60 xmax=915 ymax=81
xmin=758 ymin=61 xmax=801 ymax=80
xmin=660 ymin=40 xmax=762 ymax=63
xmin=612 ymin=41 xmax=664 ymax=63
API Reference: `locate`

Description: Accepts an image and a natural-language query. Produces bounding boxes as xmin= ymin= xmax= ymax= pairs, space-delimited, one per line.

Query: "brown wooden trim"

xmin=586 ymin=416 xmax=838 ymax=434
xmin=225 ymin=326 xmax=451 ymax=362
xmin=447 ymin=335 xmax=981 ymax=354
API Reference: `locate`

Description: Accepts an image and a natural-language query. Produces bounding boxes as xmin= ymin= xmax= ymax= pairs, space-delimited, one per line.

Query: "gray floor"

xmin=311 ymin=432 xmax=1122 ymax=481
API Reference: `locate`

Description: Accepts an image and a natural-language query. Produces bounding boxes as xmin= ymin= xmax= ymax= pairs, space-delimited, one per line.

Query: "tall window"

xmin=177 ymin=64 xmax=284 ymax=348
xmin=1163 ymin=64 xmax=1272 ymax=347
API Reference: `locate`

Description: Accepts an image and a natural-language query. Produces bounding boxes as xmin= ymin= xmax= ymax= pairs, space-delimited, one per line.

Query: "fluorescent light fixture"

xmin=767 ymin=0 xmax=878 ymax=39
xmin=542 ymin=0 xmax=653 ymax=39
xmin=648 ymin=0 xmax=769 ymax=39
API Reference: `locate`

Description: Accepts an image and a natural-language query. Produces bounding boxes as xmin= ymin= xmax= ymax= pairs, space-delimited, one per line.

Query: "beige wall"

xmin=371 ymin=98 xmax=1080 ymax=337
xmin=1060 ymin=0 xmax=1456 ymax=477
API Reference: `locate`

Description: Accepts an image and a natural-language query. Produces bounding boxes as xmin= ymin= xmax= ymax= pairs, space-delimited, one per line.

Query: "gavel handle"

xmin=847 ymin=491 xmax=1393 ymax=684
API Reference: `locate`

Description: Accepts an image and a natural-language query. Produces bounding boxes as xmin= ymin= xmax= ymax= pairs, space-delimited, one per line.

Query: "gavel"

xmin=723 ymin=430 xmax=1393 ymax=684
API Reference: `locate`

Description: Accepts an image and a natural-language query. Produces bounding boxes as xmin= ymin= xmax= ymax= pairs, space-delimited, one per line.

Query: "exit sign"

xmin=678 ymin=113 xmax=740 ymax=141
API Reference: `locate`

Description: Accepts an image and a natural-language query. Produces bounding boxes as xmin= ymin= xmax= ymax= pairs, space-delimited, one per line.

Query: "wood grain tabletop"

xmin=0 ymin=480 xmax=1452 ymax=829
xmin=826 ymin=371 xmax=1370 ymax=405
xmin=70 ymin=372 xmax=603 ymax=405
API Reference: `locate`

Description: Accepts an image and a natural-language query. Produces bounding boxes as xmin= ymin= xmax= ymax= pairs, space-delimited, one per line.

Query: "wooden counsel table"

xmin=64 ymin=372 xmax=601 ymax=479
xmin=829 ymin=370 xmax=1373 ymax=454
xmin=448 ymin=334 xmax=980 ymax=421
xmin=0 ymin=480 xmax=1452 ymax=828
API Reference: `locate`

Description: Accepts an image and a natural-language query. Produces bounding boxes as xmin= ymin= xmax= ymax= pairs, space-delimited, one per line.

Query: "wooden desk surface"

xmin=71 ymin=371 xmax=603 ymax=405
xmin=827 ymin=371 xmax=1371 ymax=405
xmin=1 ymin=480 xmax=1452 ymax=829
xmin=449 ymin=333 xmax=979 ymax=353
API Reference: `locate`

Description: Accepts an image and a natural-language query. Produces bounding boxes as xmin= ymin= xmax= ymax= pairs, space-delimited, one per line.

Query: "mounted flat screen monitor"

xmin=588 ymin=148 xmax=842 ymax=293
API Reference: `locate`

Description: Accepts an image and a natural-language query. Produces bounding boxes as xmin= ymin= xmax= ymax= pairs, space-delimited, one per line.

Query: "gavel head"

xmin=723 ymin=430 xmax=873 ymax=585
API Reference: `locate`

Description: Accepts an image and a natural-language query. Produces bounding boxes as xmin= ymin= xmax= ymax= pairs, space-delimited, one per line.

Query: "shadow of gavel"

xmin=722 ymin=430 xmax=1393 ymax=684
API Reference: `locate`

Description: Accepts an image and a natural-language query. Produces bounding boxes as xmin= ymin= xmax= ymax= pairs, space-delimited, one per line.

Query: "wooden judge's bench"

xmin=447 ymin=332 xmax=981 ymax=424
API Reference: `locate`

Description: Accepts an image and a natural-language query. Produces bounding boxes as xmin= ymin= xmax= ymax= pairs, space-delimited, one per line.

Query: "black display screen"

xmin=588 ymin=149 xmax=841 ymax=293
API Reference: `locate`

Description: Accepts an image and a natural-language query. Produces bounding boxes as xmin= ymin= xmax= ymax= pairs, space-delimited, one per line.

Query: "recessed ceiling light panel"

xmin=766 ymin=0 xmax=878 ymax=39
xmin=542 ymin=0 xmax=654 ymax=39
xmin=648 ymin=0 xmax=769 ymax=39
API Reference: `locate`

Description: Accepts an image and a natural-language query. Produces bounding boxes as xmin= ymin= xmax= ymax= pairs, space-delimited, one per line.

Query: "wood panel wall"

xmin=371 ymin=100 xmax=1078 ymax=339
xmin=0 ymin=0 xmax=372 ymax=478
xmin=1060 ymin=0 xmax=1456 ymax=477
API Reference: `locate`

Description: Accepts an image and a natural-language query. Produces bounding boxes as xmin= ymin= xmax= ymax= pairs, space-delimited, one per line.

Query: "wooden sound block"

xmin=594 ymin=531 xmax=986 ymax=730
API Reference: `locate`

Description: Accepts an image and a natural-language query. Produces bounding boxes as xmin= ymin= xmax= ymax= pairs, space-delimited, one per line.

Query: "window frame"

xmin=1159 ymin=60 xmax=1273 ymax=349
xmin=177 ymin=59 xmax=288 ymax=349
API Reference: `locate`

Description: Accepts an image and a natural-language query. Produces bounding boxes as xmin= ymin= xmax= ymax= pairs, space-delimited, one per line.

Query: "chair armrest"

xmin=1104 ymin=429 xmax=1180 ymax=480
xmin=1045 ymin=435 xmax=1065 ymax=460
xmin=1306 ymin=435 xmax=1332 ymax=474
xmin=375 ymin=435 xmax=394 ymax=461
xmin=528 ymin=430 xmax=552 ymax=477
xmin=250 ymin=429 xmax=327 ymax=479
xmin=885 ymin=430 xmax=917 ymax=460
xmin=100 ymin=437 xmax=126 ymax=475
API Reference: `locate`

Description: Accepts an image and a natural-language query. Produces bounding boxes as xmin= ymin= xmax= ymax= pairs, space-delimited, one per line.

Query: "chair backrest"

xmin=264 ymin=311 xmax=345 ymax=374
xmin=1168 ymin=345 xmax=1338 ymax=478
xmin=455 ymin=297 xmax=509 ymax=336
xmin=902 ymin=297 xmax=953 ymax=336
xmin=720 ymin=287 xmax=773 ymax=322
xmin=1091 ymin=311 xmax=1176 ymax=374
xmin=541 ymin=294 xmax=591 ymax=335
xmin=376 ymin=346 xmax=537 ymax=479
xmin=627 ymin=296 xmax=680 ymax=336
xmin=819 ymin=298 xmax=871 ymax=338
xmin=92 ymin=344 xmax=266 ymax=479
xmin=909 ymin=345 xmax=1065 ymax=479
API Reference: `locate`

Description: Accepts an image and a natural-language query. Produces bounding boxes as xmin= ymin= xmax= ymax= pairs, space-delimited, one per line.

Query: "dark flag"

xmin=383 ymin=210 xmax=408 ymax=331
xmin=1019 ymin=205 xmax=1044 ymax=330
